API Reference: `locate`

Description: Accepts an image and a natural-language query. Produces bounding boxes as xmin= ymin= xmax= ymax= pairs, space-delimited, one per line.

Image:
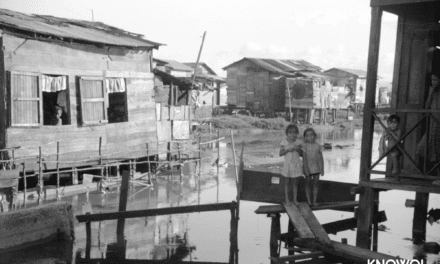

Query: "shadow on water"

xmin=2 ymin=127 xmax=440 ymax=264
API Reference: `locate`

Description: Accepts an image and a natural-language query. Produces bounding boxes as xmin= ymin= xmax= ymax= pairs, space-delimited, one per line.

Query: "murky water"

xmin=3 ymin=127 xmax=440 ymax=264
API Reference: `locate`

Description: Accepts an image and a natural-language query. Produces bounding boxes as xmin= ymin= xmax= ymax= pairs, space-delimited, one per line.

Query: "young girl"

xmin=303 ymin=128 xmax=324 ymax=207
xmin=279 ymin=124 xmax=304 ymax=204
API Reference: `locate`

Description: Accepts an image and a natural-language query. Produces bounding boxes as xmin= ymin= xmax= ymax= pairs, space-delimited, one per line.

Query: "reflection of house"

xmin=0 ymin=9 xmax=162 ymax=173
xmin=323 ymin=68 xmax=367 ymax=103
xmin=222 ymin=57 xmax=332 ymax=115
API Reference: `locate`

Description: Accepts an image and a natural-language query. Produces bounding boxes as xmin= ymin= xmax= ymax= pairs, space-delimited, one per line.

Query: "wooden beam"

xmin=413 ymin=192 xmax=429 ymax=243
xmin=356 ymin=187 xmax=375 ymax=249
xmin=283 ymin=203 xmax=315 ymax=239
xmin=76 ymin=202 xmax=237 ymax=222
xmin=270 ymin=251 xmax=324 ymax=262
xmin=255 ymin=201 xmax=360 ymax=215
xmin=294 ymin=238 xmax=400 ymax=263
xmin=359 ymin=179 xmax=440 ymax=194
xmin=296 ymin=203 xmax=331 ymax=246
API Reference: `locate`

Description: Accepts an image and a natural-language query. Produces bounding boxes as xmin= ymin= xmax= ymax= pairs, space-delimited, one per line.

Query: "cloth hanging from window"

xmin=105 ymin=78 xmax=126 ymax=93
xmin=41 ymin=75 xmax=66 ymax=92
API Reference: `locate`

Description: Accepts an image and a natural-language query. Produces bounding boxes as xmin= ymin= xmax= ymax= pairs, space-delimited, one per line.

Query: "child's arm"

xmin=279 ymin=145 xmax=292 ymax=156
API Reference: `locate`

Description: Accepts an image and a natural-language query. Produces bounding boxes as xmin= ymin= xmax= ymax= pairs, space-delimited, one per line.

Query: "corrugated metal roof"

xmin=0 ymin=8 xmax=162 ymax=48
xmin=223 ymin=57 xmax=322 ymax=73
xmin=326 ymin=68 xmax=367 ymax=78
xmin=160 ymin=59 xmax=194 ymax=72
xmin=183 ymin=62 xmax=218 ymax=75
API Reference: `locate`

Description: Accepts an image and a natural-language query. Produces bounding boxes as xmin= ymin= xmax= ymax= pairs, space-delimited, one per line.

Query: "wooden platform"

xmin=241 ymin=164 xmax=357 ymax=207
xmin=360 ymin=177 xmax=440 ymax=194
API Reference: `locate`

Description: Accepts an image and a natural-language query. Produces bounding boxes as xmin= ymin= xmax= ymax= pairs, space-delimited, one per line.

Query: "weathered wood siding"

xmin=392 ymin=15 xmax=433 ymax=173
xmin=1 ymin=34 xmax=157 ymax=170
xmin=226 ymin=60 xmax=280 ymax=111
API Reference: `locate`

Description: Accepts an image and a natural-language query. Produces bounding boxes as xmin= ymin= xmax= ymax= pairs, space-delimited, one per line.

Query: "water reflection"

xmin=3 ymin=127 xmax=440 ymax=264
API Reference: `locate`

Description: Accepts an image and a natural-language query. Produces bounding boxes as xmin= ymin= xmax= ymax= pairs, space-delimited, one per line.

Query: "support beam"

xmin=356 ymin=187 xmax=376 ymax=249
xmin=413 ymin=192 xmax=429 ymax=244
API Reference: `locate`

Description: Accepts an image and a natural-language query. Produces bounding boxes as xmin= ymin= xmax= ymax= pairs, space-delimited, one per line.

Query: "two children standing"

xmin=279 ymin=124 xmax=324 ymax=206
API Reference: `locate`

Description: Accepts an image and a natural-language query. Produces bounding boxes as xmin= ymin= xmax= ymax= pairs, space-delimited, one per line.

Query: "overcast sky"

xmin=1 ymin=0 xmax=398 ymax=81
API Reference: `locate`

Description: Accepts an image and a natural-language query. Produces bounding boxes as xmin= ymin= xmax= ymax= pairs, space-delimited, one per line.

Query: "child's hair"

xmin=303 ymin=127 xmax=317 ymax=138
xmin=285 ymin=124 xmax=299 ymax=135
xmin=387 ymin=114 xmax=400 ymax=124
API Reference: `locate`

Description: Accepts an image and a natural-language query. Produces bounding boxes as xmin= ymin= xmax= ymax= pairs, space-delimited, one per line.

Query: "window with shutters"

xmin=10 ymin=72 xmax=70 ymax=127
xmin=79 ymin=77 xmax=128 ymax=125
xmin=79 ymin=77 xmax=108 ymax=125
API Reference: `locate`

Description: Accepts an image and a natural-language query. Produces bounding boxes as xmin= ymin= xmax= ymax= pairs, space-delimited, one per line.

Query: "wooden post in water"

xmin=198 ymin=136 xmax=202 ymax=175
xmin=229 ymin=207 xmax=239 ymax=264
xmin=372 ymin=191 xmax=379 ymax=252
xmin=116 ymin=170 xmax=130 ymax=254
xmin=85 ymin=212 xmax=91 ymax=260
xmin=22 ymin=163 xmax=26 ymax=205
xmin=99 ymin=137 xmax=104 ymax=180
xmin=413 ymin=192 xmax=429 ymax=244
xmin=270 ymin=213 xmax=281 ymax=263
xmin=146 ymin=143 xmax=151 ymax=182
xmin=56 ymin=141 xmax=60 ymax=200
xmin=217 ymin=130 xmax=220 ymax=177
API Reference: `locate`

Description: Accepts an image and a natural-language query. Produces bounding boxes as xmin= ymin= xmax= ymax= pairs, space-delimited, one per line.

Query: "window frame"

xmin=79 ymin=76 xmax=109 ymax=126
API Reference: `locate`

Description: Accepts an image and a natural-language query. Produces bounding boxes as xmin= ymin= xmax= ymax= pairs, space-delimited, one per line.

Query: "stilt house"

xmin=356 ymin=0 xmax=440 ymax=252
xmin=222 ymin=58 xmax=339 ymax=118
xmin=0 ymin=9 xmax=161 ymax=173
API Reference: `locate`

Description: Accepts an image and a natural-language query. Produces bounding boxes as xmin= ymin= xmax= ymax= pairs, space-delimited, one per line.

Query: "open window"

xmin=106 ymin=78 xmax=128 ymax=123
xmin=10 ymin=72 xmax=70 ymax=127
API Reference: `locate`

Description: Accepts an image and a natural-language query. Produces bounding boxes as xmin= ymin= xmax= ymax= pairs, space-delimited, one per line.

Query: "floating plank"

xmin=77 ymin=201 xmax=238 ymax=222
xmin=297 ymin=203 xmax=332 ymax=246
xmin=283 ymin=203 xmax=315 ymax=239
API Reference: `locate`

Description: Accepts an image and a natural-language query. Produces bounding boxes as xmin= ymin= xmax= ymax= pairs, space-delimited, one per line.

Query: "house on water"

xmin=356 ymin=0 xmax=440 ymax=254
xmin=0 ymin=9 xmax=162 ymax=189
xmin=223 ymin=57 xmax=344 ymax=122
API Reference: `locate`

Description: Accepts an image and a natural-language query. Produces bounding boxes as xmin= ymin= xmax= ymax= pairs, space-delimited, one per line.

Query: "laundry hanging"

xmin=105 ymin=78 xmax=126 ymax=93
xmin=41 ymin=75 xmax=67 ymax=92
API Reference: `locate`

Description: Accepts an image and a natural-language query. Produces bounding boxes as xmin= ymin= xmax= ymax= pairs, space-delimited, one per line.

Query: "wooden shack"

xmin=222 ymin=57 xmax=324 ymax=116
xmin=0 ymin=9 xmax=161 ymax=175
xmin=356 ymin=0 xmax=440 ymax=251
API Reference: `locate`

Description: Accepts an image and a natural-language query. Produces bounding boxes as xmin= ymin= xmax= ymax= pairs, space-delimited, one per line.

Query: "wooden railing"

xmin=369 ymin=108 xmax=440 ymax=180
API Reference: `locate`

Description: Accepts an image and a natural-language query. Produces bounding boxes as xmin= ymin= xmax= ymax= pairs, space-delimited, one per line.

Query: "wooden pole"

xmin=270 ymin=213 xmax=281 ymax=263
xmin=413 ymin=192 xmax=429 ymax=244
xmin=146 ymin=143 xmax=151 ymax=183
xmin=198 ymin=137 xmax=202 ymax=174
xmin=356 ymin=5 xmax=382 ymax=250
xmin=230 ymin=130 xmax=239 ymax=187
xmin=117 ymin=170 xmax=130 ymax=249
xmin=286 ymin=78 xmax=293 ymax=123
xmin=217 ymin=130 xmax=220 ymax=178
xmin=56 ymin=141 xmax=60 ymax=200
xmin=22 ymin=163 xmax=26 ymax=205
xmin=38 ymin=146 xmax=43 ymax=202
xmin=85 ymin=212 xmax=91 ymax=260
xmin=99 ymin=137 xmax=104 ymax=180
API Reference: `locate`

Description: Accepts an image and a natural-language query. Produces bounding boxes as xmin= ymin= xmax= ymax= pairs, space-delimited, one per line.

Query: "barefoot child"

xmin=378 ymin=114 xmax=401 ymax=174
xmin=303 ymin=128 xmax=324 ymax=207
xmin=279 ymin=124 xmax=304 ymax=204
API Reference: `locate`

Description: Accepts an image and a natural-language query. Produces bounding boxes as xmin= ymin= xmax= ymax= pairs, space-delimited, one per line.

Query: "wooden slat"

xmin=296 ymin=203 xmax=331 ymax=246
xmin=294 ymin=238 xmax=400 ymax=263
xmin=255 ymin=201 xmax=360 ymax=214
xmin=270 ymin=251 xmax=324 ymax=262
xmin=77 ymin=202 xmax=238 ymax=222
xmin=283 ymin=203 xmax=315 ymax=239
xmin=360 ymin=179 xmax=440 ymax=194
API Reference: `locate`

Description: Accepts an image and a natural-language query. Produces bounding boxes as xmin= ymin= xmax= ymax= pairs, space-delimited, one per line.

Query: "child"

xmin=279 ymin=124 xmax=304 ymax=204
xmin=378 ymin=114 xmax=401 ymax=174
xmin=303 ymin=128 xmax=324 ymax=207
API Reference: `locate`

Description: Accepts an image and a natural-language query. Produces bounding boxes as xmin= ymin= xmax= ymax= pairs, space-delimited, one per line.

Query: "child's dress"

xmin=280 ymin=138 xmax=304 ymax=178
xmin=303 ymin=142 xmax=324 ymax=175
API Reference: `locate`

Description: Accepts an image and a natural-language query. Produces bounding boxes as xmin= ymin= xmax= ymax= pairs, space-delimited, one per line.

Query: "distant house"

xmin=154 ymin=59 xmax=194 ymax=78
xmin=323 ymin=68 xmax=368 ymax=104
xmin=222 ymin=57 xmax=333 ymax=116
xmin=0 ymin=9 xmax=162 ymax=178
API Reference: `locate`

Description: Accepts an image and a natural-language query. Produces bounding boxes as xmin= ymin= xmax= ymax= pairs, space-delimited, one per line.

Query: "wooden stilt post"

xmin=22 ymin=163 xmax=26 ymax=205
xmin=99 ymin=137 xmax=104 ymax=181
xmin=217 ymin=130 xmax=220 ymax=177
xmin=116 ymin=170 xmax=130 ymax=256
xmin=198 ymin=136 xmax=202 ymax=175
xmin=56 ymin=141 xmax=60 ymax=200
xmin=413 ymin=192 xmax=429 ymax=244
xmin=372 ymin=191 xmax=379 ymax=251
xmin=287 ymin=220 xmax=295 ymax=258
xmin=356 ymin=5 xmax=382 ymax=249
xmin=85 ymin=212 xmax=91 ymax=260
xmin=146 ymin=143 xmax=151 ymax=183
xmin=270 ymin=213 xmax=281 ymax=263
xmin=356 ymin=187 xmax=375 ymax=249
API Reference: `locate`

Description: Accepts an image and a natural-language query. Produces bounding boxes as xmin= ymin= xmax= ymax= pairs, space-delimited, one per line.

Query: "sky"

xmin=0 ymin=0 xmax=398 ymax=82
